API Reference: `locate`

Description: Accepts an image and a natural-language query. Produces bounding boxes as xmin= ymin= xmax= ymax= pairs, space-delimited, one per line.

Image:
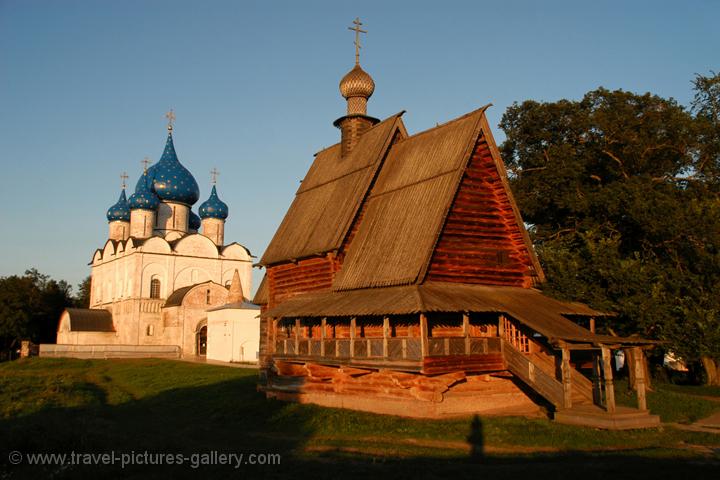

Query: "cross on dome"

xmin=165 ymin=109 xmax=175 ymax=132
xmin=120 ymin=172 xmax=128 ymax=189
xmin=210 ymin=167 xmax=220 ymax=185
xmin=348 ymin=17 xmax=367 ymax=65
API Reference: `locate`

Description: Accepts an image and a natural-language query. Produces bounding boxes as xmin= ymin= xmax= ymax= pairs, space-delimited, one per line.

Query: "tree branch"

xmin=602 ymin=150 xmax=630 ymax=179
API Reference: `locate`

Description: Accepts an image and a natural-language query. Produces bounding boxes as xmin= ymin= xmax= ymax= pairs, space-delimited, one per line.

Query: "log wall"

xmin=267 ymin=256 xmax=340 ymax=306
xmin=426 ymin=136 xmax=534 ymax=287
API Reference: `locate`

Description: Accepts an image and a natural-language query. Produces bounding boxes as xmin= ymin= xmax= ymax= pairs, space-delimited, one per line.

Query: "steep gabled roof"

xmin=253 ymin=274 xmax=268 ymax=305
xmin=260 ymin=112 xmax=406 ymax=265
xmin=334 ymin=106 xmax=493 ymax=290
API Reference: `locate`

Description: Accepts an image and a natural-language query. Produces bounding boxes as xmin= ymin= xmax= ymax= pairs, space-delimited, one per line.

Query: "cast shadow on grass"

xmin=1 ymin=375 xmax=718 ymax=480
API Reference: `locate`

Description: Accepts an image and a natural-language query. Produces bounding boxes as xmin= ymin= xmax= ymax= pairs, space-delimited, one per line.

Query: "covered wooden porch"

xmin=262 ymin=283 xmax=660 ymax=428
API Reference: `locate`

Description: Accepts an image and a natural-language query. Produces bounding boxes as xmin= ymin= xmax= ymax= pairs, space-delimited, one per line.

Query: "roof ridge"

xmin=397 ymin=104 xmax=491 ymax=144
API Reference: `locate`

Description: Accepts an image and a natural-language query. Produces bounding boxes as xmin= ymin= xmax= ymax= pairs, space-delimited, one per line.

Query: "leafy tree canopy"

xmin=0 ymin=269 xmax=75 ymax=354
xmin=499 ymin=75 xmax=720 ymax=381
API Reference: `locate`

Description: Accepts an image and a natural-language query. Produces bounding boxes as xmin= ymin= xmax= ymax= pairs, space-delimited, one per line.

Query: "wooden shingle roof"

xmin=260 ymin=113 xmax=406 ymax=265
xmin=333 ymin=107 xmax=491 ymax=290
xmin=260 ymin=282 xmax=651 ymax=346
xmin=253 ymin=274 xmax=268 ymax=305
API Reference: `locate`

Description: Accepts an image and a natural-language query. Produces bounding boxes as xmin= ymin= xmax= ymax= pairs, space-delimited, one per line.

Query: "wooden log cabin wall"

xmin=426 ymin=135 xmax=535 ymax=288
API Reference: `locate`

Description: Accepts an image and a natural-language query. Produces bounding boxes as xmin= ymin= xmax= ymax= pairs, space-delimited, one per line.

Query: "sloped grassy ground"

xmin=1 ymin=358 xmax=718 ymax=479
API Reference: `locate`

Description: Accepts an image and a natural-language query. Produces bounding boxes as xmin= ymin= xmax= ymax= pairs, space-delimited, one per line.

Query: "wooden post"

xmin=463 ymin=313 xmax=470 ymax=355
xmin=589 ymin=317 xmax=596 ymax=334
xmin=592 ymin=352 xmax=602 ymax=406
xmin=349 ymin=317 xmax=356 ymax=358
xmin=271 ymin=318 xmax=278 ymax=354
xmin=420 ymin=313 xmax=429 ymax=357
xmin=498 ymin=314 xmax=505 ymax=340
xmin=294 ymin=318 xmax=301 ymax=356
xmin=601 ymin=346 xmax=616 ymax=413
xmin=633 ymin=347 xmax=647 ymax=411
xmin=383 ymin=317 xmax=390 ymax=358
xmin=320 ymin=317 xmax=326 ymax=357
xmin=561 ymin=346 xmax=573 ymax=409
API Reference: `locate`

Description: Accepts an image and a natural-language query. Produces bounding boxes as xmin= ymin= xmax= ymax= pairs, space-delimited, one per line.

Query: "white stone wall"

xmin=82 ymin=234 xmax=253 ymax=356
xmin=130 ymin=210 xmax=155 ymax=238
xmin=155 ymin=201 xmax=189 ymax=235
xmin=201 ymin=218 xmax=225 ymax=246
xmin=108 ymin=221 xmax=130 ymax=241
xmin=207 ymin=307 xmax=260 ymax=363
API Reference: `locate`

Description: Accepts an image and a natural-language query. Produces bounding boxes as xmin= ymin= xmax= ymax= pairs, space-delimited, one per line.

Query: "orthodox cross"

xmin=141 ymin=156 xmax=151 ymax=172
xmin=348 ymin=17 xmax=366 ymax=65
xmin=210 ymin=167 xmax=220 ymax=185
xmin=120 ymin=171 xmax=128 ymax=189
xmin=165 ymin=109 xmax=175 ymax=131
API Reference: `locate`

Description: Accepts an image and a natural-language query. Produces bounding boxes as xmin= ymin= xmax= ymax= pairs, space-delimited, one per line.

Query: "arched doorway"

xmin=196 ymin=325 xmax=207 ymax=356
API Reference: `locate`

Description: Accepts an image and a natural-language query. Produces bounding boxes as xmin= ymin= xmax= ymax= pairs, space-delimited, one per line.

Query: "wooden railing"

xmin=529 ymin=352 xmax=594 ymax=404
xmin=503 ymin=340 xmax=565 ymax=408
xmin=274 ymin=336 xmax=501 ymax=362
xmin=426 ymin=337 xmax=501 ymax=357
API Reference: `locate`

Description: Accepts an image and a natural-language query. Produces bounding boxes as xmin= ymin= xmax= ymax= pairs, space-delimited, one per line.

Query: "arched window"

xmin=150 ymin=278 xmax=161 ymax=299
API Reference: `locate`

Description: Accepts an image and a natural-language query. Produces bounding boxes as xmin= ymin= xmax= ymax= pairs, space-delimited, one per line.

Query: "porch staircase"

xmin=502 ymin=340 xmax=660 ymax=429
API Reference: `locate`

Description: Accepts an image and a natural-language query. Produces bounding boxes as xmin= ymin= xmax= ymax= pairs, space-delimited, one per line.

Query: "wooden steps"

xmin=503 ymin=341 xmax=660 ymax=429
xmin=554 ymin=404 xmax=661 ymax=430
xmin=529 ymin=352 xmax=593 ymax=405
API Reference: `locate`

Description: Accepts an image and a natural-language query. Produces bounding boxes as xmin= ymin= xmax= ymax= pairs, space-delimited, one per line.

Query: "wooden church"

xmin=254 ymin=20 xmax=659 ymax=429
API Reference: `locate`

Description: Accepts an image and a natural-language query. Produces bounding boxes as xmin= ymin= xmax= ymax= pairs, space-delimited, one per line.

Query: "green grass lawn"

xmin=1 ymin=358 xmax=719 ymax=479
xmin=614 ymin=378 xmax=720 ymax=423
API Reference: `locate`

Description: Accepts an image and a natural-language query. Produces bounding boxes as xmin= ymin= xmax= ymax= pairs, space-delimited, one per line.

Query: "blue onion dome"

xmin=199 ymin=185 xmax=229 ymax=220
xmin=106 ymin=189 xmax=130 ymax=222
xmin=189 ymin=210 xmax=201 ymax=230
xmin=143 ymin=132 xmax=200 ymax=206
xmin=128 ymin=171 xmax=160 ymax=210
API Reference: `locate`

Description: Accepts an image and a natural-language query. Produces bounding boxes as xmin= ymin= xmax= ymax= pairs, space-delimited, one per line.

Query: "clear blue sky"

xmin=0 ymin=0 xmax=717 ymax=295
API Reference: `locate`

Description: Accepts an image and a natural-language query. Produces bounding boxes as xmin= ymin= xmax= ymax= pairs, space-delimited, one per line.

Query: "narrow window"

xmin=206 ymin=289 xmax=211 ymax=304
xmin=146 ymin=325 xmax=154 ymax=336
xmin=496 ymin=250 xmax=509 ymax=266
xmin=150 ymin=278 xmax=161 ymax=299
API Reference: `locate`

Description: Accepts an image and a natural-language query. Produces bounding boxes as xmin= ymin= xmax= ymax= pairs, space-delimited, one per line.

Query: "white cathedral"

xmin=55 ymin=116 xmax=260 ymax=362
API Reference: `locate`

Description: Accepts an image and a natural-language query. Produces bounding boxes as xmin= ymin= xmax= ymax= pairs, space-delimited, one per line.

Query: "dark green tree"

xmin=0 ymin=269 xmax=74 ymax=359
xmin=75 ymin=275 xmax=91 ymax=308
xmin=499 ymin=82 xmax=720 ymax=384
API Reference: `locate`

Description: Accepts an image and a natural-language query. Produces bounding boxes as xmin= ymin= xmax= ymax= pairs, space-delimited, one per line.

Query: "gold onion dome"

xmin=339 ymin=64 xmax=375 ymax=99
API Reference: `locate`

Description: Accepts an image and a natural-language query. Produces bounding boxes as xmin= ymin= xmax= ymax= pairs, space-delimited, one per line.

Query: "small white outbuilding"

xmin=206 ymin=270 xmax=260 ymax=363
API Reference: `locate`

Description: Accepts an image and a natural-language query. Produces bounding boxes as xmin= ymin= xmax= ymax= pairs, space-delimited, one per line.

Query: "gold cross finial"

xmin=141 ymin=156 xmax=151 ymax=173
xmin=210 ymin=167 xmax=219 ymax=185
xmin=165 ymin=109 xmax=175 ymax=132
xmin=120 ymin=171 xmax=128 ymax=189
xmin=348 ymin=17 xmax=367 ymax=65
